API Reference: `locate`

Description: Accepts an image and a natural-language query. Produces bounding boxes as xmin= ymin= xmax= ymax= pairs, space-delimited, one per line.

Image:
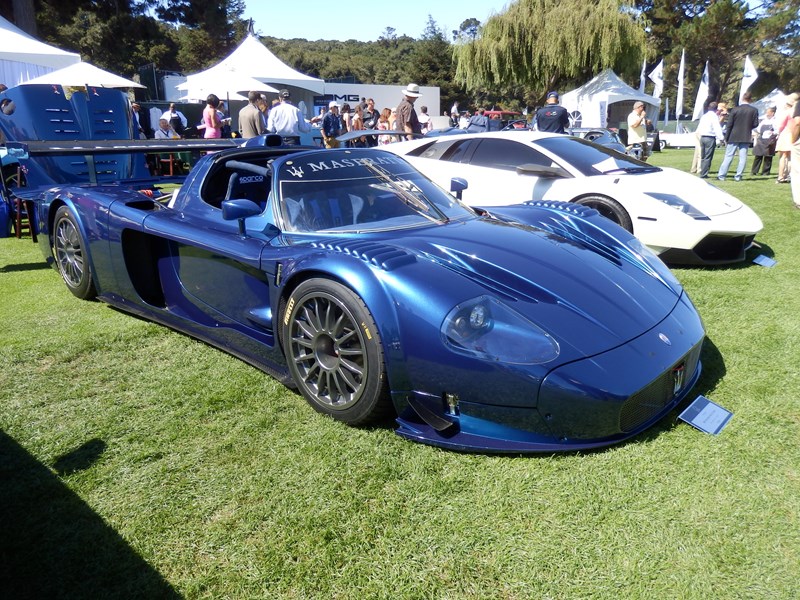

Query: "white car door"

xmin=406 ymin=137 xmax=564 ymax=206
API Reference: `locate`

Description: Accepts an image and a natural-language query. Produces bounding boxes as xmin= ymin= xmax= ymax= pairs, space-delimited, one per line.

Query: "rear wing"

xmin=5 ymin=138 xmax=239 ymax=189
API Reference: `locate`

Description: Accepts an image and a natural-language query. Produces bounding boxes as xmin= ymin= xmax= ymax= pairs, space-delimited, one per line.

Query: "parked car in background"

xmin=567 ymin=127 xmax=627 ymax=154
xmin=384 ymin=130 xmax=763 ymax=265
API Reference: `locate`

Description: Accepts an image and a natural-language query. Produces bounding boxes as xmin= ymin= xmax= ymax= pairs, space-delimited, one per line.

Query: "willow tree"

xmin=453 ymin=0 xmax=648 ymax=101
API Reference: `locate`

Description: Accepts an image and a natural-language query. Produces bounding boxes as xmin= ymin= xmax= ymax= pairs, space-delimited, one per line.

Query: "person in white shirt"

xmin=160 ymin=103 xmax=187 ymax=137
xmin=153 ymin=118 xmax=180 ymax=139
xmin=626 ymin=101 xmax=649 ymax=161
xmin=267 ymin=89 xmax=311 ymax=145
xmin=418 ymin=105 xmax=433 ymax=133
xmin=695 ymin=102 xmax=725 ymax=178
xmin=751 ymin=106 xmax=777 ymax=176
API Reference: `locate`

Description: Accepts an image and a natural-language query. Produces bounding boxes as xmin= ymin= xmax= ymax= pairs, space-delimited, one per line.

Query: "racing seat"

xmin=293 ymin=192 xmax=364 ymax=231
xmin=225 ymin=171 xmax=271 ymax=210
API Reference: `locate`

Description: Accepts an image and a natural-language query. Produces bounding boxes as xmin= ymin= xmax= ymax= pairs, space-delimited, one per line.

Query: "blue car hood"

xmin=390 ymin=217 xmax=681 ymax=360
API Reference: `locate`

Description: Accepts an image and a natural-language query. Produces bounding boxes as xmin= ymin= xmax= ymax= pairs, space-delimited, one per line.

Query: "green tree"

xmin=453 ymin=0 xmax=648 ymax=104
xmin=452 ymin=18 xmax=481 ymax=42
xmin=676 ymin=0 xmax=757 ymax=104
xmin=151 ymin=0 xmax=248 ymax=62
xmin=754 ymin=0 xmax=800 ymax=93
xmin=8 ymin=0 xmax=37 ymax=35
xmin=378 ymin=27 xmax=398 ymax=48
xmin=407 ymin=16 xmax=464 ymax=114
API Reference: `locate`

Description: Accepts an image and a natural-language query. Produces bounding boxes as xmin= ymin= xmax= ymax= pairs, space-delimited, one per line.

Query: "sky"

xmin=242 ymin=1 xmax=512 ymax=43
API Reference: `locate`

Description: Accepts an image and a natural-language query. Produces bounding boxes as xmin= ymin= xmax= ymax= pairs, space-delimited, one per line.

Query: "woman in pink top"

xmin=203 ymin=94 xmax=222 ymax=139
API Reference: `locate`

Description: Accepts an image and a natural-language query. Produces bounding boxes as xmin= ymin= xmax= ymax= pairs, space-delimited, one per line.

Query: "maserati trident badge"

xmin=672 ymin=363 xmax=686 ymax=395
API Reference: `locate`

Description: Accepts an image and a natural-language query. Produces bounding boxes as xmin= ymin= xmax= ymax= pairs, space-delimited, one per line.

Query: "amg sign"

xmin=314 ymin=83 xmax=440 ymax=120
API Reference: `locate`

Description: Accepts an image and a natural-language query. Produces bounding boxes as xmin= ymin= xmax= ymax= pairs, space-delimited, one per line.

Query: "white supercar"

xmin=383 ymin=130 xmax=762 ymax=265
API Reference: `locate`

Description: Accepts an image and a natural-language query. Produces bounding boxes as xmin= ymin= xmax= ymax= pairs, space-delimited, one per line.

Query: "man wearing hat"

xmin=396 ymin=83 xmax=423 ymax=141
xmin=267 ymin=89 xmax=311 ymax=146
xmin=534 ymin=92 xmax=569 ymax=134
xmin=322 ymin=100 xmax=342 ymax=149
xmin=626 ymin=101 xmax=650 ymax=161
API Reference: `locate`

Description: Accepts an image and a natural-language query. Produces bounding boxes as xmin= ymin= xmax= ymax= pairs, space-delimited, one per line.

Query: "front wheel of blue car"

xmin=53 ymin=206 xmax=97 ymax=300
xmin=282 ymin=279 xmax=392 ymax=425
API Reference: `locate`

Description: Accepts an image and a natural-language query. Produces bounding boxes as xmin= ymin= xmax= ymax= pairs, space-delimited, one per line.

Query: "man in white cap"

xmin=267 ymin=89 xmax=311 ymax=146
xmin=396 ymin=83 xmax=422 ymax=141
xmin=322 ymin=100 xmax=342 ymax=148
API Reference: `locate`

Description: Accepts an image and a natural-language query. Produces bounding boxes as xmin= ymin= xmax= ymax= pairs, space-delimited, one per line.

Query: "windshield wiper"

xmin=363 ymin=162 xmax=449 ymax=223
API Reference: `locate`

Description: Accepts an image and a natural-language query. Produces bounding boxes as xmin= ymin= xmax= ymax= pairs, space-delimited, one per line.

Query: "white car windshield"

xmin=536 ymin=136 xmax=662 ymax=176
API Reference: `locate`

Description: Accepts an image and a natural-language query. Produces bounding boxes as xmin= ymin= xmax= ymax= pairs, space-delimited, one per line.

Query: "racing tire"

xmin=573 ymin=195 xmax=633 ymax=233
xmin=281 ymin=278 xmax=392 ymax=425
xmin=53 ymin=206 xmax=97 ymax=300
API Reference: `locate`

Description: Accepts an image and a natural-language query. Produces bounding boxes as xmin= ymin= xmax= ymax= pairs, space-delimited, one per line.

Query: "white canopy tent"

xmin=19 ymin=61 xmax=145 ymax=89
xmin=561 ymin=69 xmax=661 ymax=128
xmin=178 ymin=34 xmax=325 ymax=99
xmin=177 ymin=66 xmax=279 ymax=102
xmin=212 ymin=34 xmax=325 ymax=94
xmin=0 ymin=15 xmax=81 ymax=87
xmin=173 ymin=34 xmax=325 ymax=107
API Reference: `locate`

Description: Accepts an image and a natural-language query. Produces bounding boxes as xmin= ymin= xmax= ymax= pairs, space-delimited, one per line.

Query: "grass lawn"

xmin=1 ymin=148 xmax=798 ymax=599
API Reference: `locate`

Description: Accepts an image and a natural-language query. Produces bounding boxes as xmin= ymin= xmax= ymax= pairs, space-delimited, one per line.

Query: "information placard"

xmin=678 ymin=396 xmax=733 ymax=435
xmin=753 ymin=254 xmax=777 ymax=268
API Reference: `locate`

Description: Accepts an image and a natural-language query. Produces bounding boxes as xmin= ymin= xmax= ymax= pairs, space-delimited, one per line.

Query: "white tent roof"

xmin=189 ymin=34 xmax=325 ymax=95
xmin=0 ymin=15 xmax=81 ymax=87
xmin=752 ymin=88 xmax=785 ymax=116
xmin=561 ymin=69 xmax=660 ymax=127
xmin=176 ymin=65 xmax=279 ymax=102
xmin=19 ymin=61 xmax=145 ymax=88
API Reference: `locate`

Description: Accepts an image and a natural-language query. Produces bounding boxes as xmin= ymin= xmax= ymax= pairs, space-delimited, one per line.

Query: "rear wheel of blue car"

xmin=53 ymin=206 xmax=97 ymax=300
xmin=282 ymin=279 xmax=392 ymax=425
xmin=574 ymin=195 xmax=633 ymax=233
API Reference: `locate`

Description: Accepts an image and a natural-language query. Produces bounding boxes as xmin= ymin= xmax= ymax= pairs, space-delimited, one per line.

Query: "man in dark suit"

xmin=717 ymin=92 xmax=759 ymax=181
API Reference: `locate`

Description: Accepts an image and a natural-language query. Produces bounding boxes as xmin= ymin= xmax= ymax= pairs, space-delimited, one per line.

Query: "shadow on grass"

xmin=52 ymin=438 xmax=107 ymax=476
xmin=0 ymin=261 xmax=51 ymax=273
xmin=0 ymin=431 xmax=181 ymax=600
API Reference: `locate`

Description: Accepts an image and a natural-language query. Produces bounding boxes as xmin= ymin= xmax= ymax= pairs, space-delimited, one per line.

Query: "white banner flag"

xmin=648 ymin=59 xmax=664 ymax=98
xmin=739 ymin=55 xmax=758 ymax=104
xmin=676 ymin=49 xmax=685 ymax=120
xmin=639 ymin=58 xmax=647 ymax=93
xmin=692 ymin=61 xmax=710 ymax=121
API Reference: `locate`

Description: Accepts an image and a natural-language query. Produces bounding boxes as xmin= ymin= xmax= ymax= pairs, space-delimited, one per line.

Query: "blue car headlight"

xmin=441 ymin=296 xmax=559 ymax=364
xmin=644 ymin=192 xmax=710 ymax=220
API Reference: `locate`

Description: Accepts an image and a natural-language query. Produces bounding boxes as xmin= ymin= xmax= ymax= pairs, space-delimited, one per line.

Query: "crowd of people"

xmin=137 ymin=83 xmax=436 ymax=149
xmin=130 ymin=82 xmax=800 ymax=209
xmin=688 ymin=91 xmax=800 ymax=207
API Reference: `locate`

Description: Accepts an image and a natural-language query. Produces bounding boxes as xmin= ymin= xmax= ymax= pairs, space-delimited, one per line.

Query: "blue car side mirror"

xmin=222 ymin=198 xmax=262 ymax=236
xmin=450 ymin=177 xmax=468 ymax=201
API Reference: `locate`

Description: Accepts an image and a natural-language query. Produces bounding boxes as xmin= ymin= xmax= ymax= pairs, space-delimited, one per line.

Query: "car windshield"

xmin=536 ymin=136 xmax=662 ymax=176
xmin=276 ymin=150 xmax=474 ymax=233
